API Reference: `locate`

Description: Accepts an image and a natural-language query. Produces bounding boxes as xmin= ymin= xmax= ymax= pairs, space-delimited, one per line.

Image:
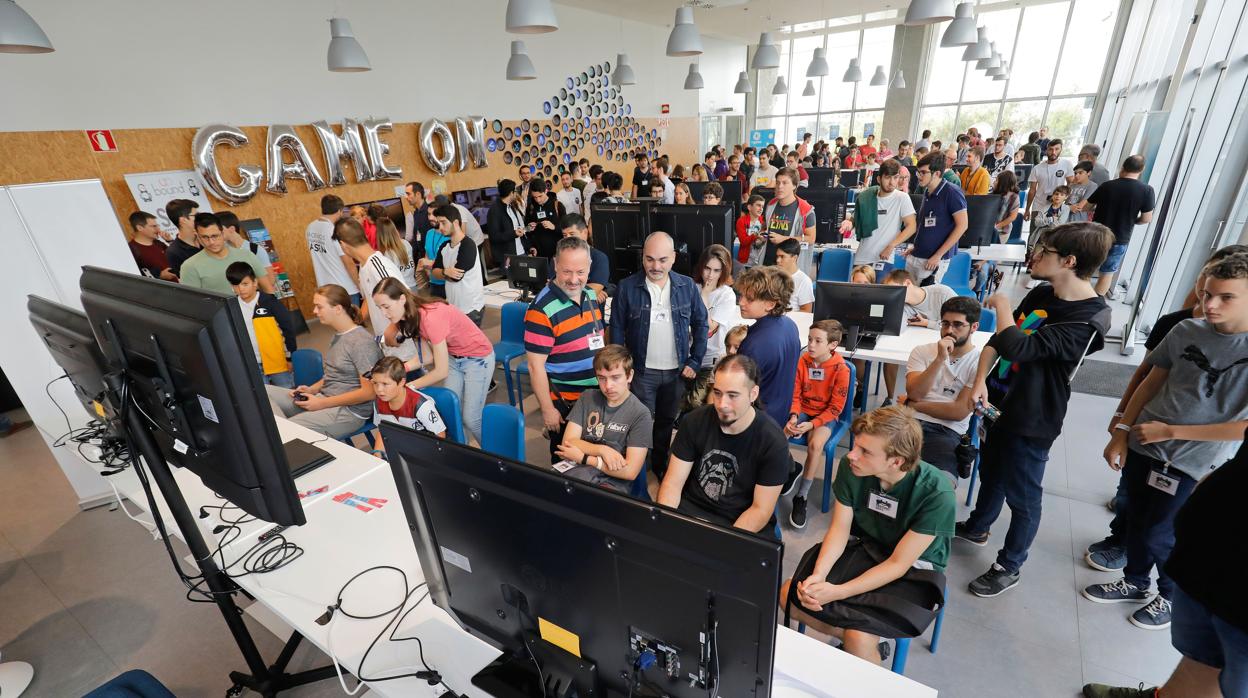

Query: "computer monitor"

xmin=651 ymin=204 xmax=735 ymax=277
xmin=384 ymin=426 xmax=782 ymax=697
xmin=685 ymin=179 xmax=743 ymax=206
xmin=961 ymin=194 xmax=1005 ymax=248
xmin=807 ymin=167 xmax=838 ymax=190
xmin=506 ymin=255 xmax=549 ymax=301
xmin=27 ymin=295 xmax=119 ymax=430
xmin=838 ymin=169 xmax=862 ymax=188
xmin=78 ymin=266 xmax=305 ymax=525
xmin=800 ymin=187 xmax=849 ymax=244
xmin=589 ymin=201 xmax=649 ymax=283
xmin=814 ymin=281 xmax=906 ymax=351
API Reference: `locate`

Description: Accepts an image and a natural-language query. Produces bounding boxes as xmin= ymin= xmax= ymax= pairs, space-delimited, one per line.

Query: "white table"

xmin=78 ymin=419 xmax=938 ymax=697
xmin=967 ymin=244 xmax=1027 ymax=264
xmin=482 ymin=279 xmax=526 ymax=309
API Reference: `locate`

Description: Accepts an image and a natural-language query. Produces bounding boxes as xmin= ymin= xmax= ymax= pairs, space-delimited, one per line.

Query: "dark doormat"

xmin=1071 ymin=359 xmax=1137 ymax=398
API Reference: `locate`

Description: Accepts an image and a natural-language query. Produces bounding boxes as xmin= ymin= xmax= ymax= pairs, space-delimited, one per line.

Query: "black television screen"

xmin=807 ymin=167 xmax=838 ymax=189
xmin=79 ymin=267 xmax=304 ymax=525
xmin=651 ymin=204 xmax=735 ymax=278
xmin=962 ymin=194 xmax=1005 ymax=248
xmin=590 ymin=201 xmax=649 ymax=282
xmin=814 ymin=281 xmax=906 ymax=351
xmin=800 ymin=187 xmax=849 ymax=244
xmin=27 ymin=295 xmax=117 ymax=428
xmin=385 ymin=426 xmax=782 ymax=697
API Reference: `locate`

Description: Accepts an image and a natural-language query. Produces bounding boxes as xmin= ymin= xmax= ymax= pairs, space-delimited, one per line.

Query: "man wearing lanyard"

xmin=762 ymin=167 xmax=817 ymax=267
xmin=516 ymin=165 xmax=535 ymax=214
xmin=886 ymin=152 xmax=968 ymax=286
xmin=404 ymin=181 xmax=430 ymax=248
xmin=524 ymin=236 xmax=606 ymax=463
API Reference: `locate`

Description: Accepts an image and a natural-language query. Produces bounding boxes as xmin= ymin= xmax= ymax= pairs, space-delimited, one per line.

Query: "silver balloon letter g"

xmin=192 ymin=124 xmax=263 ymax=206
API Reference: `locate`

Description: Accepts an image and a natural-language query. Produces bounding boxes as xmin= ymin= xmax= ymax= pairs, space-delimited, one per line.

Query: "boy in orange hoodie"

xmin=784 ymin=319 xmax=851 ymax=529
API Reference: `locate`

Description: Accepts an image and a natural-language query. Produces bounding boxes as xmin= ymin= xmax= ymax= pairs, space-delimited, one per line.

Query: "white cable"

xmin=108 ymin=480 xmax=160 ymax=539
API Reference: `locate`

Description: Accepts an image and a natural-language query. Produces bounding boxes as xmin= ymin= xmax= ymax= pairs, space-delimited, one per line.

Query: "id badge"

xmin=871 ymin=261 xmax=886 ymax=270
xmin=1147 ymin=469 xmax=1179 ymax=496
xmin=537 ymin=211 xmax=546 ymax=219
xmin=808 ymin=367 xmax=825 ymax=381
xmin=867 ymin=491 xmax=898 ymax=518
xmin=924 ymin=212 xmax=937 ymax=228
xmin=588 ymin=332 xmax=605 ymax=351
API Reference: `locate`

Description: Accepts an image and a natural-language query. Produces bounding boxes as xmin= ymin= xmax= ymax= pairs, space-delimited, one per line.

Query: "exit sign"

xmin=86 ymin=130 xmax=117 ymax=152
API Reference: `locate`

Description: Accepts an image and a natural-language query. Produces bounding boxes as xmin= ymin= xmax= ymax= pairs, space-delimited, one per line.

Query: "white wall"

xmin=698 ymin=37 xmax=749 ymax=115
xmin=0 ymin=0 xmax=732 ymax=131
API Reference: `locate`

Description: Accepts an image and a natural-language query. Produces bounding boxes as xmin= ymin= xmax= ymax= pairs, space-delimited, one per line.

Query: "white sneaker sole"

xmin=969 ymin=577 xmax=1020 ymax=598
xmin=1129 ymin=615 xmax=1171 ymax=631
xmin=955 ymin=533 xmax=989 ymax=547
xmin=1084 ymin=552 xmax=1127 ymax=573
xmin=1080 ymin=588 xmax=1151 ymax=604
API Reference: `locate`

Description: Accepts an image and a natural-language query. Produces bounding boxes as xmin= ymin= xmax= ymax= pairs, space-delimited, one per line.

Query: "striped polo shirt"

xmin=524 ymin=282 xmax=605 ymax=404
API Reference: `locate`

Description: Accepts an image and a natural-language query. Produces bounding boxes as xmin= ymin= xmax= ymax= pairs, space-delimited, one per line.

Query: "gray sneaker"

xmin=1130 ymin=596 xmax=1172 ymax=630
xmin=968 ymin=564 xmax=1020 ymax=597
xmin=1085 ymin=547 xmax=1128 ymax=572
xmin=1081 ymin=578 xmax=1150 ymax=604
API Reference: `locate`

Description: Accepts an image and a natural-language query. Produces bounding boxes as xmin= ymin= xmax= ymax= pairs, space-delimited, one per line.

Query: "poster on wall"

xmin=749 ymin=129 xmax=776 ymax=149
xmin=863 ymin=123 xmax=876 ymax=137
xmin=828 ymin=125 xmax=841 ymax=140
xmin=123 ymin=170 xmax=215 ymax=236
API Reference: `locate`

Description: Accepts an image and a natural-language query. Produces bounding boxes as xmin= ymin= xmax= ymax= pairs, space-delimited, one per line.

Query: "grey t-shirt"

xmin=906 ymin=284 xmax=959 ymax=329
xmin=1130 ymin=319 xmax=1248 ymax=479
xmin=1066 ymin=180 xmax=1098 ymax=222
xmin=564 ymin=389 xmax=653 ymax=493
xmin=324 ymin=326 xmax=384 ymax=418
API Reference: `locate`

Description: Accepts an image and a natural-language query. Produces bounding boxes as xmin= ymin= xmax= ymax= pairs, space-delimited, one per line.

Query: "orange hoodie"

xmin=790 ymin=351 xmax=850 ymax=427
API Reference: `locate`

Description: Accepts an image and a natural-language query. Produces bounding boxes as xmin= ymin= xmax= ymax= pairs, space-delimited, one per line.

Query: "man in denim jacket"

xmin=610 ymin=232 xmax=708 ymax=477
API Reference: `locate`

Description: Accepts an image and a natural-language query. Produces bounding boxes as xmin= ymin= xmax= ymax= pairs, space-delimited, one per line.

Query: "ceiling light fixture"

xmin=326 ymin=18 xmax=370 ymax=72
xmin=505 ymin=0 xmax=558 ymax=34
xmin=0 ymin=0 xmax=53 ymax=53
xmin=666 ymin=6 xmax=703 ymax=57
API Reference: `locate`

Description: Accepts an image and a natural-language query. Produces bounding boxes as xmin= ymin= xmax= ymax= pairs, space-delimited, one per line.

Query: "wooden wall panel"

xmin=0 ymin=117 xmax=698 ymax=317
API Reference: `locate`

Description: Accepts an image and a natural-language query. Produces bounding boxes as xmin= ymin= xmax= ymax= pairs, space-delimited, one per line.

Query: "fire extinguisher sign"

xmin=86 ymin=130 xmax=118 ymax=152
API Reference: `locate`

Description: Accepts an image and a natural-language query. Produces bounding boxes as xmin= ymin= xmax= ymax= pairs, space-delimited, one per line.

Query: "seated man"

xmin=556 ymin=344 xmax=654 ymax=495
xmin=658 ymin=354 xmax=790 ymax=537
xmin=876 ymin=268 xmax=959 ymax=405
xmin=780 ymin=405 xmax=955 ymax=664
xmin=900 ymin=297 xmax=982 ymax=482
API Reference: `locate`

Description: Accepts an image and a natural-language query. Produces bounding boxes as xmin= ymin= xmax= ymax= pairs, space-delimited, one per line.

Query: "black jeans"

xmin=633 ymin=367 xmax=685 ymax=479
xmin=919 ymin=420 xmax=961 ymax=483
xmin=547 ymin=398 xmax=574 ymax=465
xmin=1122 ymin=449 xmax=1197 ymax=599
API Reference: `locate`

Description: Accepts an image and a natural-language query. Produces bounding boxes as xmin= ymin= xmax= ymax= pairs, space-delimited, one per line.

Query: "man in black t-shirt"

xmin=631 ymin=153 xmax=652 ymax=199
xmin=164 ymin=198 xmax=201 ymax=278
xmin=658 ymin=354 xmax=790 ymax=536
xmin=523 ymin=179 xmax=566 ymax=259
xmin=1086 ymin=155 xmax=1155 ymax=297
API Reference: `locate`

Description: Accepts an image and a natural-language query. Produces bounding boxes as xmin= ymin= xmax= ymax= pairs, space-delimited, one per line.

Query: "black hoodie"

xmin=984 ymin=285 xmax=1111 ymax=440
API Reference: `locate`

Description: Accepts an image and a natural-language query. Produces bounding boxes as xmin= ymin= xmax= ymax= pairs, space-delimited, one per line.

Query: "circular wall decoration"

xmin=504 ymin=127 xmax=514 ymax=139
xmin=603 ymin=60 xmax=611 ymax=73
xmin=512 ymin=140 xmax=522 ymax=152
xmin=565 ymin=77 xmax=574 ymax=90
xmin=487 ymin=140 xmax=497 ymax=153
xmin=543 ymin=165 xmax=553 ymax=177
xmin=504 ymin=151 xmax=513 ymax=164
xmin=521 ymin=118 xmax=531 ymax=131
xmin=522 ymin=133 xmax=532 ymax=146
xmin=492 ymin=119 xmax=503 ymax=133
xmin=552 ymin=114 xmax=561 ymax=127
xmin=522 ymin=151 xmax=531 ymax=164
xmin=560 ymin=87 xmax=568 ymax=100
xmin=543 ymin=124 xmax=552 ymax=137
xmin=543 ymin=101 xmax=551 ymax=115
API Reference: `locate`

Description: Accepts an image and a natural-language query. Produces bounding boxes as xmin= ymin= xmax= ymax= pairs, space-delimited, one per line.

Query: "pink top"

xmin=417 ymin=302 xmax=493 ymax=358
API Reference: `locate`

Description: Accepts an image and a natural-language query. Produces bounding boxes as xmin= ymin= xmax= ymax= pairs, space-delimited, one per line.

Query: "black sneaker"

xmin=1081 ymin=578 xmax=1150 ymax=604
xmin=881 ymin=398 xmax=893 ymax=407
xmin=968 ymin=564 xmax=1020 ymax=597
xmin=781 ymin=462 xmax=802 ymax=497
xmin=1129 ymin=596 xmax=1172 ymax=630
xmin=1082 ymin=683 xmax=1155 ymax=698
xmin=790 ymin=496 xmax=808 ymax=529
xmin=955 ymin=521 xmax=989 ymax=547
xmin=1085 ymin=547 xmax=1128 ymax=572
xmin=853 ymin=390 xmax=866 ymax=411
xmin=489 ymin=379 xmax=499 ymax=393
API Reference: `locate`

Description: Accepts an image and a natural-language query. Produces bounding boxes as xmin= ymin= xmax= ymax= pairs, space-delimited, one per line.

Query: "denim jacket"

xmin=609 ymin=271 xmax=708 ymax=372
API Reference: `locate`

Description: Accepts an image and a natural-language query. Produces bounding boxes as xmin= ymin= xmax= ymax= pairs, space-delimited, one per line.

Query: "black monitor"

xmin=651 ymin=204 xmax=735 ymax=277
xmin=800 ymin=187 xmax=849 ymax=244
xmin=589 ymin=201 xmax=649 ymax=283
xmin=27 ymin=295 xmax=118 ymax=430
xmin=909 ymin=192 xmax=924 ymax=216
xmin=506 ymin=254 xmax=549 ymax=301
xmin=751 ymin=186 xmax=775 ymax=201
xmin=345 ymin=197 xmax=405 ymax=236
xmin=685 ymin=179 xmax=743 ymax=206
xmin=961 ymin=194 xmax=1005 ymax=248
xmin=838 ymin=169 xmax=862 ymax=188
xmin=385 ymin=426 xmax=782 ymax=697
xmin=806 ymin=167 xmax=838 ymax=190
xmin=78 ymin=266 xmax=305 ymax=525
xmin=814 ymin=281 xmax=906 ymax=351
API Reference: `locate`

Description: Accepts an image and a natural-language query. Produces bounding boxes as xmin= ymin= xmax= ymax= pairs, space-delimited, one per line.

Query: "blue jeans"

xmin=264 ymin=370 xmax=295 ymax=388
xmin=964 ymin=424 xmax=1054 ymax=574
xmin=447 ymin=350 xmax=495 ymax=444
xmin=633 ymin=367 xmax=685 ymax=478
xmin=350 ymin=293 xmax=362 ymax=307
xmin=1122 ymin=449 xmax=1196 ymax=598
xmin=1099 ymin=243 xmax=1128 ymax=273
xmin=1172 ymin=586 xmax=1248 ymax=696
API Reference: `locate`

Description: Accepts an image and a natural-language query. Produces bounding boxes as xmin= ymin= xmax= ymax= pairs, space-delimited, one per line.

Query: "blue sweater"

xmin=739 ymin=314 xmax=802 ymax=427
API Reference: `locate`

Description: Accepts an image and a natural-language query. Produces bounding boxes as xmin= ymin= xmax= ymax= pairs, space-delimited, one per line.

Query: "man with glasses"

xmin=900 ymin=297 xmax=983 ymax=483
xmin=179 ymin=212 xmax=272 ymax=295
xmin=164 ymin=198 xmax=201 ymax=278
xmin=886 ymin=152 xmax=968 ymax=286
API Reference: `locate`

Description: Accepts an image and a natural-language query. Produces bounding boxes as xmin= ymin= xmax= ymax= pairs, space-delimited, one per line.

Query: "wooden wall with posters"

xmin=0 ymin=117 xmax=698 ymax=318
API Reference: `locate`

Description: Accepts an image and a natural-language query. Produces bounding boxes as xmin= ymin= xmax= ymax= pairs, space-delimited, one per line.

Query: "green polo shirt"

xmin=179 ymin=246 xmax=267 ymax=295
xmin=833 ymin=458 xmax=956 ymax=571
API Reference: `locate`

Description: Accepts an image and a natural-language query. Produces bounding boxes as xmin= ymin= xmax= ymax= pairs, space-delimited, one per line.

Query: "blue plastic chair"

xmin=494 ymin=302 xmax=529 ymax=407
xmin=512 ymin=360 xmax=531 ymax=407
xmin=785 ymin=362 xmax=856 ymax=514
xmin=943 ymin=251 xmax=974 ymax=297
xmin=1007 ymin=189 xmax=1028 ymax=244
xmin=817 ymin=248 xmax=853 ymax=283
xmin=338 ymin=420 xmax=377 ymax=448
xmin=85 ymin=670 xmax=176 ymax=697
xmin=978 ymin=308 xmax=996 ymax=333
xmin=481 ymin=404 xmax=525 ymax=461
xmin=423 ymin=386 xmax=466 ymax=444
xmin=290 ymin=348 xmax=323 ymax=387
xmin=964 ymin=413 xmax=983 ymax=506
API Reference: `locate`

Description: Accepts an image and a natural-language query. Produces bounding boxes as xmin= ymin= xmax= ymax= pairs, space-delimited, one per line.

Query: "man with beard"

xmin=658 ymin=354 xmax=790 ymax=537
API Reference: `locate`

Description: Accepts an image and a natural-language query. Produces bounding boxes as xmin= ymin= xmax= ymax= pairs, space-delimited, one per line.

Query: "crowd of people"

xmin=121 ymin=123 xmax=1246 ymax=696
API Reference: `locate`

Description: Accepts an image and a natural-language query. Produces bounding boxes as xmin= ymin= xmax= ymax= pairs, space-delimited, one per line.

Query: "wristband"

xmin=1112 ymin=411 xmax=1124 ymax=418
xmin=1113 ymin=423 xmax=1131 ymax=433
xmin=580 ymin=453 xmax=589 ymax=465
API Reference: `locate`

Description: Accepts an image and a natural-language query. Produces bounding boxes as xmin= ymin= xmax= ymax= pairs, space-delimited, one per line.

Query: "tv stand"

xmin=843 ymin=325 xmax=880 ymax=351
xmin=472 ymin=631 xmax=599 ymax=698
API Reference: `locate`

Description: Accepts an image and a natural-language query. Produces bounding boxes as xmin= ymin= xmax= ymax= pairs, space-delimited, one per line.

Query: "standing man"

xmin=1036 ymin=127 xmax=1051 ymax=153
xmin=741 ymin=147 xmax=758 ymax=182
xmin=333 ymin=216 xmax=403 ymax=341
xmin=959 ymin=146 xmax=991 ymax=196
xmin=582 ymin=165 xmax=604 ymax=214
xmin=887 ymin=153 xmax=968 ymax=286
xmin=720 ymin=154 xmax=750 ymax=200
xmin=1086 ymin=155 xmax=1156 ymax=298
xmin=431 ymin=205 xmax=486 ymax=325
xmin=610 ymin=232 xmax=708 ymax=476
xmin=658 ymin=354 xmax=790 ymax=537
xmin=957 ymin=222 xmax=1114 ymax=598
xmin=797 ymin=132 xmax=813 ymax=160
xmin=1078 ymin=144 xmax=1112 ymax=185
xmin=1026 ymin=139 xmax=1075 ymax=224
xmin=525 ymin=236 xmax=606 ymax=463
xmin=403 ymin=181 xmax=430 ymax=248
xmin=517 ymin=165 xmax=535 ymax=214
xmin=524 ymin=179 xmax=566 ymax=260
xmin=954 ymin=135 xmax=971 ymax=166
xmin=163 ymin=198 xmax=201 ymax=278
xmin=785 ymin=151 xmax=810 ymax=188
xmin=843 ymin=160 xmax=916 ymax=268
xmin=915 ymin=130 xmax=932 ymax=152
xmin=179 ymin=213 xmax=273 ymax=295
xmin=128 ymin=211 xmax=178 ymax=281
xmin=1018 ymin=132 xmax=1041 ymax=165
xmin=653 ymin=161 xmax=675 ymax=204
xmin=556 ymin=171 xmax=584 ymax=219
xmin=307 ymin=194 xmax=361 ymax=304
xmin=761 ymin=168 xmax=817 ymax=266
xmin=631 ymin=153 xmax=652 ymax=199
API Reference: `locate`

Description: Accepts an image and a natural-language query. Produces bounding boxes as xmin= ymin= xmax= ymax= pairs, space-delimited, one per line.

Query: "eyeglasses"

xmin=916 ymin=169 xmax=931 ymax=176
xmin=939 ymin=321 xmax=970 ymax=330
xmin=1034 ymin=245 xmax=1059 ymax=258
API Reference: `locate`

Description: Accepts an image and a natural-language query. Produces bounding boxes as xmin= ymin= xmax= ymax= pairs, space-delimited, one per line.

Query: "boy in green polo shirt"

xmin=779 ymin=405 xmax=955 ymax=665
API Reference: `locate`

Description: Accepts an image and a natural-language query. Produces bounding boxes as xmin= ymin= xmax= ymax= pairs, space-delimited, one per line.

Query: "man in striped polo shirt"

xmin=525 ymin=236 xmax=607 ymax=463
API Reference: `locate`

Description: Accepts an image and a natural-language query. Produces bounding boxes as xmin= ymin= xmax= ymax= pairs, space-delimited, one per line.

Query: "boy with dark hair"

xmin=307 ymin=194 xmax=360 ymax=303
xmin=958 ymin=222 xmax=1114 ymax=598
xmin=701 ymin=181 xmax=725 ymax=205
xmin=128 ymin=210 xmax=177 ymax=281
xmin=631 ymin=153 xmax=652 ymax=199
xmin=523 ymin=178 xmax=566 ymax=259
xmin=227 ymin=262 xmax=296 ymax=388
xmin=776 ymin=237 xmax=814 ymax=312
xmin=164 ymin=198 xmax=200 ymax=277
xmin=370 ymin=356 xmax=446 ymax=458
xmin=431 ymin=203 xmax=485 ymax=325
xmin=785 ymin=319 xmax=851 ymax=528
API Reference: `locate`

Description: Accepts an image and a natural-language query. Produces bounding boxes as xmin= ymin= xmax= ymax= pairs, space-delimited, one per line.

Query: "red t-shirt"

xmin=417 ymin=301 xmax=493 ymax=358
xmin=129 ymin=239 xmax=171 ymax=278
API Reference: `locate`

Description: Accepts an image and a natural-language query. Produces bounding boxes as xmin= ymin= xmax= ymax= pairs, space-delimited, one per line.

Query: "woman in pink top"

xmin=373 ymin=277 xmax=495 ymax=444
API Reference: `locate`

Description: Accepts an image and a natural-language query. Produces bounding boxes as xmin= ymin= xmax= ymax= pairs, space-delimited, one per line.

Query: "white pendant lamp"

xmin=666 ymin=6 xmax=703 ymax=57
xmin=806 ymin=47 xmax=830 ymax=77
xmin=903 ymin=0 xmax=955 ymax=26
xmin=506 ymin=40 xmax=537 ymax=80
xmin=842 ymin=57 xmax=863 ymax=82
xmin=890 ymin=69 xmax=907 ymax=89
xmin=326 ymin=19 xmax=370 ymax=72
xmin=869 ymin=65 xmax=887 ymax=86
xmin=802 ymin=79 xmax=816 ymax=97
xmin=684 ymin=62 xmax=704 ymax=89
xmin=505 ymin=0 xmax=558 ymax=34
xmin=992 ymin=60 xmax=1010 ymax=80
xmin=613 ymin=53 xmax=637 ymax=85
xmin=962 ymin=27 xmax=990 ymax=61
xmin=985 ymin=61 xmax=1003 ymax=77
xmin=0 ymin=0 xmax=53 ymax=53
xmin=772 ymin=76 xmax=788 ymax=95
xmin=976 ymin=43 xmax=1001 ymax=70
xmin=734 ymin=71 xmax=753 ymax=94
xmin=940 ymin=3 xmax=978 ymax=47
xmin=751 ymin=32 xmax=780 ymax=69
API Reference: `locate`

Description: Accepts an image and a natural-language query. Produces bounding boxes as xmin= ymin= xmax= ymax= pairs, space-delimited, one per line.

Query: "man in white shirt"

xmin=333 ymin=216 xmax=402 ymax=340
xmin=841 ymin=160 xmax=916 ymax=267
xmin=776 ymin=238 xmax=814 ymax=312
xmin=653 ymin=161 xmax=675 ymax=204
xmin=1026 ymin=138 xmax=1075 ymax=222
xmin=556 ymin=171 xmax=584 ymax=220
xmin=307 ymin=194 xmax=360 ymax=303
xmin=581 ymin=165 xmax=603 ymax=217
xmin=431 ymin=204 xmax=486 ymax=325
xmin=901 ymin=296 xmax=982 ymax=482
xmin=872 ymin=268 xmax=960 ymax=404
xmin=750 ymin=158 xmax=779 ymax=190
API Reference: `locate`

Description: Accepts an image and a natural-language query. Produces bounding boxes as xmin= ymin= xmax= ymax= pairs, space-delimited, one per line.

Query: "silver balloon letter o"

xmin=420 ymin=118 xmax=456 ymax=176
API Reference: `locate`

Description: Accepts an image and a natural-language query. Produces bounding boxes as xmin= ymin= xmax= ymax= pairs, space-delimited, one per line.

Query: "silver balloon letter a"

xmin=312 ymin=119 xmax=374 ymax=186
xmin=265 ymin=125 xmax=328 ymax=195
xmin=361 ymin=117 xmax=402 ymax=181
xmin=454 ymin=116 xmax=488 ymax=171
xmin=420 ymin=118 xmax=455 ymax=176
xmin=191 ymin=124 xmax=262 ymax=205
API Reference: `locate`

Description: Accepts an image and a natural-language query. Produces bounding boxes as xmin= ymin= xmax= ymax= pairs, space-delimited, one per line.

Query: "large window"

xmin=918 ymin=0 xmax=1119 ymax=151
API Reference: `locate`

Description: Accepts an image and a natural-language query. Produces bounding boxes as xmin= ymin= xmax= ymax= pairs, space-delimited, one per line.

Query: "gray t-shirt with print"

xmin=1067 ymin=180 xmax=1098 ymax=222
xmin=564 ymin=389 xmax=653 ymax=492
xmin=324 ymin=326 xmax=384 ymax=419
xmin=1130 ymin=319 xmax=1248 ymax=479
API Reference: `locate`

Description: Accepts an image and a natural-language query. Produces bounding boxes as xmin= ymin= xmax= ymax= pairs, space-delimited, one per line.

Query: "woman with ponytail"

xmin=372 ymin=277 xmax=495 ymax=444
xmin=265 ymin=284 xmax=383 ymax=439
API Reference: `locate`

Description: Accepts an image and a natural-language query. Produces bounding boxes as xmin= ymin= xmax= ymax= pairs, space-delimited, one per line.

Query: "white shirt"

xmin=556 ymin=188 xmax=583 ymax=219
xmin=505 ymin=206 xmax=526 ymax=256
xmin=306 ymin=218 xmax=358 ymax=293
xmin=855 ymin=189 xmax=916 ymax=265
xmin=358 ymin=251 xmax=404 ymax=339
xmin=452 ymin=203 xmax=485 ymax=246
xmin=701 ymin=285 xmax=738 ymax=367
xmin=1029 ymin=158 xmax=1075 ymax=208
xmin=385 ymin=239 xmax=418 ymax=290
xmin=789 ymin=269 xmax=815 ymax=311
xmin=644 ymin=277 xmax=679 ymax=370
xmin=237 ymin=295 xmax=261 ymax=363
xmin=661 ymin=177 xmax=675 ymax=205
xmin=439 ymin=238 xmax=485 ymax=315
xmin=750 ymin=164 xmax=779 ymax=189
xmin=906 ymin=341 xmax=981 ymax=433
xmin=582 ymin=181 xmax=600 ymax=216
